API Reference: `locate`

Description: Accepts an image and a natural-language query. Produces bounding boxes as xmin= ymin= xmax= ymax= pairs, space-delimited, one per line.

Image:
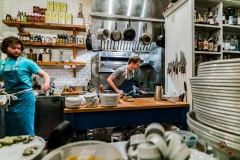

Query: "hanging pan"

xmin=139 ymin=21 xmax=153 ymax=45
xmin=123 ymin=17 xmax=136 ymax=41
xmin=110 ymin=18 xmax=122 ymax=41
xmin=86 ymin=28 xmax=92 ymax=51
xmin=96 ymin=17 xmax=110 ymax=40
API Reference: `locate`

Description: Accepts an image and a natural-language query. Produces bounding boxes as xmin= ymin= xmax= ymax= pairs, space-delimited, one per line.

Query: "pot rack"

xmin=91 ymin=12 xmax=165 ymax=23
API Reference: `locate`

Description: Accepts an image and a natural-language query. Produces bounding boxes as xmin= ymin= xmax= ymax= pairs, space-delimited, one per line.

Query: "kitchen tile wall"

xmin=1 ymin=0 xmax=92 ymax=87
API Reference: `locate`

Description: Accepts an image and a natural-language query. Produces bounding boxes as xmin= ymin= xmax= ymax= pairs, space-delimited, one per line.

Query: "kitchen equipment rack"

xmin=2 ymin=20 xmax=87 ymax=77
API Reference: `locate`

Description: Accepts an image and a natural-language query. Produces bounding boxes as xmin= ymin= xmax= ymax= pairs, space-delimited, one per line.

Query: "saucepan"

xmin=110 ymin=18 xmax=122 ymax=41
xmin=156 ymin=23 xmax=165 ymax=48
xmin=123 ymin=17 xmax=136 ymax=41
xmin=96 ymin=18 xmax=110 ymax=40
xmin=139 ymin=21 xmax=153 ymax=45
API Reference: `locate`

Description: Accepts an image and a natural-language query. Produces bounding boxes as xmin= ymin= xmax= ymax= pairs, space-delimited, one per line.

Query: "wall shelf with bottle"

xmin=22 ymin=42 xmax=85 ymax=48
xmin=195 ymin=51 xmax=221 ymax=54
xmin=2 ymin=19 xmax=87 ymax=78
xmin=35 ymin=62 xmax=86 ymax=66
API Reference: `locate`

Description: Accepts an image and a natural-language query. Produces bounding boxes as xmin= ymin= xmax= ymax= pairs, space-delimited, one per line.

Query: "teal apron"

xmin=1 ymin=57 xmax=35 ymax=136
xmin=119 ymin=65 xmax=134 ymax=96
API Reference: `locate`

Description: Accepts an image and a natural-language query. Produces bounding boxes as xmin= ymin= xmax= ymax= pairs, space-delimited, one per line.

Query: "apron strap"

xmin=0 ymin=57 xmax=20 ymax=71
xmin=125 ymin=65 xmax=134 ymax=79
xmin=0 ymin=88 xmax=32 ymax=111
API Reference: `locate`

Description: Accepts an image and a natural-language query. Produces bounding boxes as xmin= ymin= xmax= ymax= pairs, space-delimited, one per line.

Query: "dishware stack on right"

xmin=189 ymin=58 xmax=240 ymax=159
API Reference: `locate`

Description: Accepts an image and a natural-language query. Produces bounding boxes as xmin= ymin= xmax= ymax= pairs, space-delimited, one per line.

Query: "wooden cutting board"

xmin=61 ymin=90 xmax=80 ymax=95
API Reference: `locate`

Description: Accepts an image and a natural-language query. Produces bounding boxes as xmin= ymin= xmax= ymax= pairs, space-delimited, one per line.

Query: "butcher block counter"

xmin=64 ymin=98 xmax=189 ymax=131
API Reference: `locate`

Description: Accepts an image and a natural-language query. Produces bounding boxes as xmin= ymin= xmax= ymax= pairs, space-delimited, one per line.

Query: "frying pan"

xmin=110 ymin=18 xmax=122 ymax=41
xmin=156 ymin=23 xmax=165 ymax=48
xmin=96 ymin=18 xmax=110 ymax=40
xmin=123 ymin=17 xmax=136 ymax=41
xmin=86 ymin=29 xmax=92 ymax=51
xmin=139 ymin=22 xmax=153 ymax=45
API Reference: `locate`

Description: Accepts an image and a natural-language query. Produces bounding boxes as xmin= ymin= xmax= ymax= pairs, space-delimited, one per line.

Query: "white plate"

xmin=189 ymin=149 xmax=217 ymax=160
xmin=0 ymin=135 xmax=45 ymax=160
xmin=65 ymin=97 xmax=82 ymax=101
xmin=125 ymin=98 xmax=134 ymax=102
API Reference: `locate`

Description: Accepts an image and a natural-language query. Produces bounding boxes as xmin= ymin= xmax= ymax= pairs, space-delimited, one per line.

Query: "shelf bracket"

xmin=15 ymin=23 xmax=23 ymax=33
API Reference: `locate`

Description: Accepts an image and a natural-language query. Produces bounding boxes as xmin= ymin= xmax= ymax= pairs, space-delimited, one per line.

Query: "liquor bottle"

xmin=208 ymin=7 xmax=214 ymax=25
xmin=17 ymin=11 xmax=21 ymax=21
xmin=194 ymin=8 xmax=197 ymax=23
xmin=198 ymin=11 xmax=203 ymax=24
xmin=214 ymin=7 xmax=219 ymax=26
xmin=203 ymin=32 xmax=208 ymax=51
xmin=238 ymin=10 xmax=240 ymax=26
xmin=194 ymin=34 xmax=197 ymax=51
xmin=203 ymin=11 xmax=208 ymax=24
xmin=222 ymin=10 xmax=226 ymax=24
xmin=213 ymin=37 xmax=218 ymax=52
xmin=235 ymin=35 xmax=239 ymax=51
xmin=228 ymin=8 xmax=233 ymax=25
xmin=198 ymin=32 xmax=203 ymax=51
xmin=224 ymin=34 xmax=230 ymax=50
xmin=208 ymin=34 xmax=213 ymax=51
xmin=21 ymin=12 xmax=24 ymax=21
xmin=230 ymin=35 xmax=236 ymax=50
xmin=23 ymin=12 xmax=26 ymax=22
xmin=233 ymin=8 xmax=238 ymax=25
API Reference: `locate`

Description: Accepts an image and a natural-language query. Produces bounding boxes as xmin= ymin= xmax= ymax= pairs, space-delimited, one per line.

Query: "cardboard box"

xmin=60 ymin=3 xmax=67 ymax=12
xmin=65 ymin=13 xmax=72 ymax=24
xmin=47 ymin=1 xmax=54 ymax=11
xmin=54 ymin=2 xmax=60 ymax=11
xmin=73 ymin=18 xmax=84 ymax=25
xmin=59 ymin=12 xmax=65 ymax=24
xmin=51 ymin=11 xmax=59 ymax=24
xmin=45 ymin=11 xmax=52 ymax=23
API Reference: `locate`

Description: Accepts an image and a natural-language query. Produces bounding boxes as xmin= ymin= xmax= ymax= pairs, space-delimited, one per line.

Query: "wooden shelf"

xmin=23 ymin=42 xmax=86 ymax=48
xmin=35 ymin=62 xmax=86 ymax=66
xmin=2 ymin=20 xmax=86 ymax=32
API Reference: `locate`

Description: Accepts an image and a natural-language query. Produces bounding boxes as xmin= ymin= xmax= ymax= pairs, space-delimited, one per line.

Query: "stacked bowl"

xmin=189 ymin=58 xmax=240 ymax=159
xmin=65 ymin=97 xmax=81 ymax=108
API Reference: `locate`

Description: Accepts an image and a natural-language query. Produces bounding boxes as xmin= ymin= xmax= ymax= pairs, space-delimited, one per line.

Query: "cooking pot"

xmin=139 ymin=22 xmax=152 ymax=45
xmin=96 ymin=18 xmax=110 ymax=40
xmin=156 ymin=23 xmax=165 ymax=48
xmin=123 ymin=17 xmax=136 ymax=41
xmin=110 ymin=18 xmax=122 ymax=41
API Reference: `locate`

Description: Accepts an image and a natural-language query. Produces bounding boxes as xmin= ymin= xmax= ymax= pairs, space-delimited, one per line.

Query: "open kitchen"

xmin=0 ymin=0 xmax=240 ymax=159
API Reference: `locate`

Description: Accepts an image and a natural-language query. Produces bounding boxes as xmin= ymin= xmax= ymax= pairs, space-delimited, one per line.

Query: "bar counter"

xmin=64 ymin=98 xmax=189 ymax=130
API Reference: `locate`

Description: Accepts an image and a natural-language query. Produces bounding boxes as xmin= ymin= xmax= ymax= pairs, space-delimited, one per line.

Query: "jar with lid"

xmin=52 ymin=37 xmax=56 ymax=43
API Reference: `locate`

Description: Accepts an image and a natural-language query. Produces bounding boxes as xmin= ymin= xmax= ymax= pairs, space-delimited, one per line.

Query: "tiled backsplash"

xmin=1 ymin=0 xmax=92 ymax=87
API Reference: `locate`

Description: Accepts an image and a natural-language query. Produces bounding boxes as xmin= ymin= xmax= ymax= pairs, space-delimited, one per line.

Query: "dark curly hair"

xmin=128 ymin=56 xmax=141 ymax=64
xmin=1 ymin=36 xmax=24 ymax=53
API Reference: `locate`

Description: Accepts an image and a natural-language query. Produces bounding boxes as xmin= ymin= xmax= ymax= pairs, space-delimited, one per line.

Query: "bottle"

xmin=208 ymin=7 xmax=214 ymax=25
xmin=222 ymin=10 xmax=226 ymax=24
xmin=238 ymin=10 xmax=240 ymax=26
xmin=233 ymin=8 xmax=238 ymax=25
xmin=235 ymin=35 xmax=239 ymax=51
xmin=208 ymin=34 xmax=213 ymax=52
xmin=99 ymin=84 xmax=104 ymax=93
xmin=23 ymin=12 xmax=27 ymax=22
xmin=21 ymin=12 xmax=24 ymax=21
xmin=197 ymin=32 xmax=203 ymax=51
xmin=198 ymin=11 xmax=203 ymax=24
xmin=224 ymin=34 xmax=230 ymax=50
xmin=194 ymin=34 xmax=197 ymax=51
xmin=230 ymin=35 xmax=236 ymax=51
xmin=214 ymin=7 xmax=219 ymax=26
xmin=17 ymin=11 xmax=21 ymax=21
xmin=213 ymin=37 xmax=218 ymax=52
xmin=203 ymin=11 xmax=208 ymax=24
xmin=194 ymin=8 xmax=197 ymax=23
xmin=203 ymin=32 xmax=208 ymax=51
xmin=228 ymin=8 xmax=233 ymax=25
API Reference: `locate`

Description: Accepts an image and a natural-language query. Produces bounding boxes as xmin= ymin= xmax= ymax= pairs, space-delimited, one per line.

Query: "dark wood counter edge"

xmin=64 ymin=101 xmax=189 ymax=113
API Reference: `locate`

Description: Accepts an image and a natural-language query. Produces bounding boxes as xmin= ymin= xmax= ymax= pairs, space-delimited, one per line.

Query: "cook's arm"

xmin=107 ymin=75 xmax=121 ymax=94
xmin=37 ymin=70 xmax=51 ymax=91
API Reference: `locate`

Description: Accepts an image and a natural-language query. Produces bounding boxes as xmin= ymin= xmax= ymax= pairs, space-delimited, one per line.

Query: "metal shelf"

xmin=195 ymin=51 xmax=221 ymax=54
xmin=222 ymin=24 xmax=240 ymax=33
xmin=195 ymin=24 xmax=221 ymax=32
xmin=223 ymin=50 xmax=240 ymax=54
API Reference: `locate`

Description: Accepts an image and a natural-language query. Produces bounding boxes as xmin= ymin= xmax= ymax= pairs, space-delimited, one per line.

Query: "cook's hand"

xmin=116 ymin=89 xmax=124 ymax=95
xmin=41 ymin=83 xmax=51 ymax=92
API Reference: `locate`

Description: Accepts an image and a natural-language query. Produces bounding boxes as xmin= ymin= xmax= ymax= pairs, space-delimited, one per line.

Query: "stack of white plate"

xmin=189 ymin=58 xmax=240 ymax=159
xmin=51 ymin=50 xmax=61 ymax=62
xmin=100 ymin=94 xmax=119 ymax=107
xmin=65 ymin=97 xmax=81 ymax=108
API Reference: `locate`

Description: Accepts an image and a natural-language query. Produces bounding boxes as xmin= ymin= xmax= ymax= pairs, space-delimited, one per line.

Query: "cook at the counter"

xmin=107 ymin=56 xmax=141 ymax=96
xmin=0 ymin=36 xmax=51 ymax=136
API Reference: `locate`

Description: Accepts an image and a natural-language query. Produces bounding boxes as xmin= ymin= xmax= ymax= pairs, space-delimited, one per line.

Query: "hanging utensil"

xmin=86 ymin=28 xmax=92 ymax=51
xmin=110 ymin=18 xmax=122 ymax=42
xmin=139 ymin=21 xmax=153 ymax=45
xmin=156 ymin=23 xmax=165 ymax=48
xmin=96 ymin=17 xmax=110 ymax=40
xmin=123 ymin=17 xmax=136 ymax=41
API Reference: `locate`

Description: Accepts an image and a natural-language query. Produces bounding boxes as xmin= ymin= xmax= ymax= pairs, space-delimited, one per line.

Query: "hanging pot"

xmin=123 ymin=17 xmax=136 ymax=41
xmin=110 ymin=18 xmax=122 ymax=41
xmin=139 ymin=22 xmax=153 ymax=45
xmin=86 ymin=28 xmax=92 ymax=51
xmin=156 ymin=23 xmax=165 ymax=48
xmin=96 ymin=18 xmax=110 ymax=40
